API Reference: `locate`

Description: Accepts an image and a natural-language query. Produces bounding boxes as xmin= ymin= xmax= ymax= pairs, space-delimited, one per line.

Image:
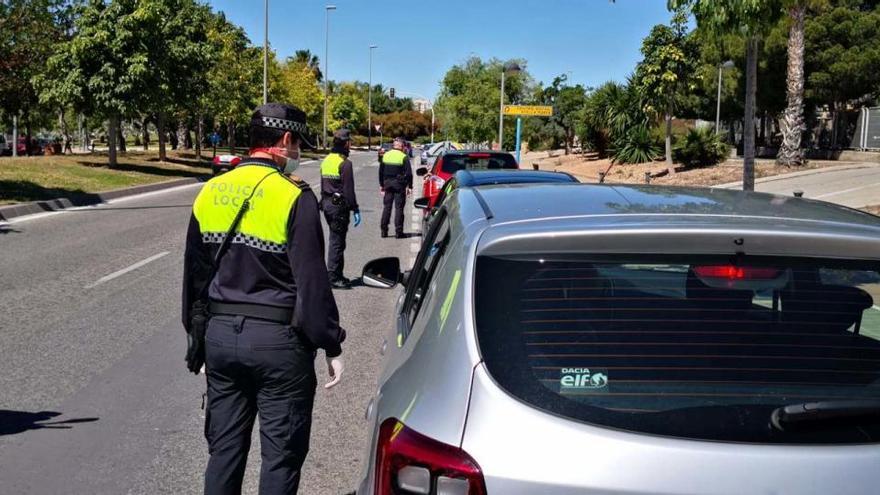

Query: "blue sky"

xmin=207 ymin=0 xmax=673 ymax=100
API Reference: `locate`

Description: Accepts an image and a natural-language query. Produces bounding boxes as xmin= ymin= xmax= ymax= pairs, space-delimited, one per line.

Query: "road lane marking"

xmin=873 ymin=305 xmax=880 ymax=312
xmin=814 ymin=182 xmax=880 ymax=199
xmin=85 ymin=251 xmax=170 ymax=289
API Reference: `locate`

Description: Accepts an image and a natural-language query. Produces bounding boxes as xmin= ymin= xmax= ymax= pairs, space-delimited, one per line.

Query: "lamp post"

xmin=716 ymin=60 xmax=735 ymax=134
xmin=368 ymin=44 xmax=378 ymax=150
xmin=323 ymin=5 xmax=336 ymax=149
xmin=263 ymin=0 xmax=269 ymax=104
xmin=498 ymin=62 xmax=521 ymax=151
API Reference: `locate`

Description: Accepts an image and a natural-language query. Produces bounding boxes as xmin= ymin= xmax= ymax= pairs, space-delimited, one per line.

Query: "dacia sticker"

xmin=559 ymin=368 xmax=609 ymax=394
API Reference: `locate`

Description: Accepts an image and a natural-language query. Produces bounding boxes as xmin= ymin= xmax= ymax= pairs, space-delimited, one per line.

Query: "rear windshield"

xmin=475 ymin=255 xmax=880 ymax=444
xmin=440 ymin=154 xmax=517 ymax=174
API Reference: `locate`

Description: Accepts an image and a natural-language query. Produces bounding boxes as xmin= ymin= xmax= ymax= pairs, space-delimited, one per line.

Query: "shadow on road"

xmin=0 ymin=180 xmax=102 ymax=206
xmin=77 ymin=160 xmax=208 ymax=178
xmin=0 ymin=224 xmax=22 ymax=235
xmin=0 ymin=409 xmax=99 ymax=436
xmin=397 ymin=232 xmax=422 ymax=239
xmin=70 ymin=204 xmax=193 ymax=212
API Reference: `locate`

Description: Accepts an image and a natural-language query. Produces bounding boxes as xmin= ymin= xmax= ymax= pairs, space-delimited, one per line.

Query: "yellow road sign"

xmin=503 ymin=105 xmax=553 ymax=117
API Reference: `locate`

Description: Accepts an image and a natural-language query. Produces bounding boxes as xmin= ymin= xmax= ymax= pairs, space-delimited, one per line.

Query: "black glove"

xmin=186 ymin=300 xmax=209 ymax=374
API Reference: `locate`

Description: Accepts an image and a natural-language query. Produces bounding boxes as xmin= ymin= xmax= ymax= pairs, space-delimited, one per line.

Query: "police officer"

xmin=182 ymin=103 xmax=345 ymax=495
xmin=379 ymin=137 xmax=413 ymax=238
xmin=320 ymin=129 xmax=361 ymax=290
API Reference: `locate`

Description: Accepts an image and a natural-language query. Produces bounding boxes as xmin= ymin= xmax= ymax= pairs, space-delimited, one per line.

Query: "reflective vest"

xmin=382 ymin=149 xmax=407 ymax=168
xmin=320 ymin=153 xmax=345 ymax=179
xmin=193 ymin=163 xmax=302 ymax=252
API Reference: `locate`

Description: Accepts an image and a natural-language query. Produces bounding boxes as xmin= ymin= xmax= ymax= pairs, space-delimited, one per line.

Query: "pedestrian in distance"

xmin=182 ymin=102 xmax=346 ymax=495
xmin=320 ymin=129 xmax=361 ymax=290
xmin=378 ymin=137 xmax=413 ymax=238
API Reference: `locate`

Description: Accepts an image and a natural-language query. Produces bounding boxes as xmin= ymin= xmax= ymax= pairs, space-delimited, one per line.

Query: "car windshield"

xmin=440 ymin=154 xmax=518 ymax=174
xmin=475 ymin=254 xmax=880 ymax=444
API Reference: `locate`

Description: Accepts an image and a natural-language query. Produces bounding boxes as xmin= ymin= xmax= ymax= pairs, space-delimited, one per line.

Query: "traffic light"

xmin=389 ymin=87 xmax=395 ymax=98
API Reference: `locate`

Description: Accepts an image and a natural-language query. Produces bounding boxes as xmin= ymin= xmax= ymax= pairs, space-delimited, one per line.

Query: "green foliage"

xmin=527 ymin=75 xmax=588 ymax=152
xmin=272 ymin=58 xmax=323 ymax=128
xmin=673 ymin=127 xmax=731 ymax=167
xmin=329 ymin=83 xmax=368 ymax=132
xmin=635 ymin=9 xmax=698 ymax=118
xmin=612 ymin=125 xmax=662 ymax=164
xmin=203 ymin=13 xmax=262 ymax=129
xmin=373 ymin=111 xmax=433 ymax=140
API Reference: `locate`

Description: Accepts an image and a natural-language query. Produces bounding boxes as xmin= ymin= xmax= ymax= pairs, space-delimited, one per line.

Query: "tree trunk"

xmin=25 ymin=114 xmax=32 ymax=156
xmin=195 ymin=115 xmax=203 ymax=163
xmin=142 ymin=115 xmax=150 ymax=151
xmin=117 ymin=122 xmax=126 ymax=153
xmin=228 ymin=120 xmax=236 ymax=153
xmin=177 ymin=120 xmax=189 ymax=150
xmin=665 ymin=104 xmax=674 ymax=173
xmin=743 ymin=37 xmax=759 ymax=191
xmin=59 ymin=110 xmax=72 ymax=154
xmin=108 ymin=115 xmax=118 ymax=167
xmin=777 ymin=3 xmax=807 ymax=166
xmin=157 ymin=112 xmax=167 ymax=161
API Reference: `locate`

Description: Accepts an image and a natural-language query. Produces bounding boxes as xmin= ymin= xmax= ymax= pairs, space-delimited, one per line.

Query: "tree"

xmin=669 ymin=0 xmax=783 ymax=191
xmin=328 ymin=83 xmax=368 ymax=132
xmin=290 ymin=49 xmax=322 ymax=82
xmin=373 ymin=111 xmax=432 ymax=140
xmin=273 ymin=58 xmax=324 ymax=130
xmin=635 ymin=8 xmax=698 ymax=170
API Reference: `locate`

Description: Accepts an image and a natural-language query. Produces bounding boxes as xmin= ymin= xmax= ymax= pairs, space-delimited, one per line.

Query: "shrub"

xmin=611 ymin=125 xmax=661 ymax=164
xmin=673 ymin=127 xmax=730 ymax=168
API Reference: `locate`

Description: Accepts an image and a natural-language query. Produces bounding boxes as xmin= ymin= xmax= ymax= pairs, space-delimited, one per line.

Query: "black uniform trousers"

xmin=321 ymin=199 xmax=349 ymax=281
xmin=204 ymin=314 xmax=316 ymax=495
xmin=381 ymin=177 xmax=406 ymax=235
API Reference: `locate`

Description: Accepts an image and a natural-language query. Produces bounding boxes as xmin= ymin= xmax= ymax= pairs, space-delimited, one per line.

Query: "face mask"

xmin=252 ymin=146 xmax=300 ymax=173
xmin=283 ymin=156 xmax=300 ymax=174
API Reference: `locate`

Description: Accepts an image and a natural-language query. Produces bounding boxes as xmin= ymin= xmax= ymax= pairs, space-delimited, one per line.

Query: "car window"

xmin=440 ymin=154 xmax=517 ymax=174
xmin=475 ymin=254 xmax=880 ymax=444
xmin=433 ymin=179 xmax=457 ymax=209
xmin=401 ymin=211 xmax=452 ymax=340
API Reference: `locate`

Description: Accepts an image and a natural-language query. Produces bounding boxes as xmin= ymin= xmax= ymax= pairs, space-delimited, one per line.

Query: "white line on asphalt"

xmin=873 ymin=305 xmax=880 ymax=312
xmin=84 ymin=251 xmax=170 ymax=289
xmin=813 ymin=182 xmax=880 ymax=199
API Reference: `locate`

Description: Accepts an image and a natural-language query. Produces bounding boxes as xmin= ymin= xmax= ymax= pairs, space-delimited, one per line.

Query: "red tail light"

xmin=468 ymin=153 xmax=491 ymax=158
xmin=693 ymin=265 xmax=782 ymax=280
xmin=375 ymin=418 xmax=486 ymax=495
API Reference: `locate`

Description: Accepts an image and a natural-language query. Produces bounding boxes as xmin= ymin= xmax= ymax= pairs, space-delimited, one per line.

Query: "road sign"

xmin=375 ymin=124 xmax=382 ymax=131
xmin=503 ymin=105 xmax=553 ymax=117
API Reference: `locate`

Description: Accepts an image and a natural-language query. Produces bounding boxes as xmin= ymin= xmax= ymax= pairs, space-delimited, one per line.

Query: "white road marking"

xmin=84 ymin=251 xmax=170 ymax=289
xmin=813 ymin=182 xmax=880 ymax=199
xmin=873 ymin=305 xmax=880 ymax=312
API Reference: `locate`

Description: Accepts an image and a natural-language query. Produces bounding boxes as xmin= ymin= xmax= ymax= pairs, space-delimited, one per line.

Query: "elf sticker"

xmin=560 ymin=368 xmax=608 ymax=393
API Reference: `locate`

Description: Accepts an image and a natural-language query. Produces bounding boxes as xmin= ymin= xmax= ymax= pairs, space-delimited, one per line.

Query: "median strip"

xmin=85 ymin=251 xmax=170 ymax=289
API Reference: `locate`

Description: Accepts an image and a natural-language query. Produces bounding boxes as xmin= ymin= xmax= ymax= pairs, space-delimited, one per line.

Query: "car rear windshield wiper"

xmin=771 ymin=400 xmax=880 ymax=431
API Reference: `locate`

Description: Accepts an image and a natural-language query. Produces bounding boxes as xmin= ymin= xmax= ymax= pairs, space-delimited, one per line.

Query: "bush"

xmin=611 ymin=125 xmax=661 ymax=164
xmin=673 ymin=127 xmax=730 ymax=168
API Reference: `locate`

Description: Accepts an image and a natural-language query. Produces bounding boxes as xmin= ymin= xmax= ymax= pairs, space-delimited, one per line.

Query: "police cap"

xmin=251 ymin=103 xmax=315 ymax=149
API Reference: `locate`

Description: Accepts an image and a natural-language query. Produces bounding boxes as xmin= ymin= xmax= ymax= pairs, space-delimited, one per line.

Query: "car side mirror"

xmin=413 ymin=197 xmax=430 ymax=210
xmin=416 ymin=167 xmax=428 ymax=177
xmin=362 ymin=257 xmax=402 ymax=289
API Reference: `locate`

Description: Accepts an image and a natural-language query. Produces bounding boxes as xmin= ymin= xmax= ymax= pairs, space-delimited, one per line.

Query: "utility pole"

xmin=323 ymin=5 xmax=336 ymax=149
xmin=368 ymin=44 xmax=377 ymax=150
xmin=12 ymin=113 xmax=18 ymax=157
xmin=716 ymin=60 xmax=734 ymax=134
xmin=498 ymin=62 xmax=521 ymax=151
xmin=263 ymin=0 xmax=269 ymax=105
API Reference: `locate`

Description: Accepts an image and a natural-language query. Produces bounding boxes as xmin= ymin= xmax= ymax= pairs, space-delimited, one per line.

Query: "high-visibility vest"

xmin=382 ymin=149 xmax=407 ymax=168
xmin=320 ymin=153 xmax=345 ymax=179
xmin=193 ymin=163 xmax=302 ymax=253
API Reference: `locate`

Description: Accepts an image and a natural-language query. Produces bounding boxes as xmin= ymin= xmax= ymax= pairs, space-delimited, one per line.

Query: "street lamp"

xmin=716 ymin=60 xmax=735 ymax=134
xmin=323 ymin=5 xmax=337 ymax=149
xmin=368 ymin=44 xmax=378 ymax=150
xmin=263 ymin=0 xmax=269 ymax=104
xmin=498 ymin=61 xmax=521 ymax=151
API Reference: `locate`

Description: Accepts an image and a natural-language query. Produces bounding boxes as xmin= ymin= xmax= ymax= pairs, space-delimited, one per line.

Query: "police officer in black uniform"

xmin=320 ymin=129 xmax=361 ymax=290
xmin=183 ymin=103 xmax=345 ymax=495
xmin=379 ymin=137 xmax=413 ymax=238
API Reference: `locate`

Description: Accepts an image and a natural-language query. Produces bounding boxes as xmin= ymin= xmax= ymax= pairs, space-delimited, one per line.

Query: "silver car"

xmin=359 ymin=183 xmax=880 ymax=495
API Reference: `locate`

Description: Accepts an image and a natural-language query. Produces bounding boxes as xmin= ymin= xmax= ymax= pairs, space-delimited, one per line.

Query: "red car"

xmin=211 ymin=154 xmax=242 ymax=175
xmin=415 ymin=150 xmax=519 ymax=215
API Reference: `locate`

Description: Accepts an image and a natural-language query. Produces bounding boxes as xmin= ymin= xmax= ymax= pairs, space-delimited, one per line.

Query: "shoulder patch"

xmin=283 ymin=174 xmax=311 ymax=190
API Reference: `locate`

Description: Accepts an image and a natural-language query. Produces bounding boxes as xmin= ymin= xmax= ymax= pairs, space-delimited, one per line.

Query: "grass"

xmin=0 ymin=151 xmax=211 ymax=205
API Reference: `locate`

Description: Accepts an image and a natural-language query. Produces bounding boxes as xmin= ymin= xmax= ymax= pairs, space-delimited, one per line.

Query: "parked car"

xmin=358 ymin=183 xmax=880 ymax=495
xmin=377 ymin=142 xmax=392 ymax=161
xmin=415 ymin=169 xmax=579 ymax=229
xmin=211 ymin=154 xmax=242 ymax=175
xmin=416 ymin=150 xmax=518 ymax=215
xmin=419 ymin=143 xmax=434 ymax=163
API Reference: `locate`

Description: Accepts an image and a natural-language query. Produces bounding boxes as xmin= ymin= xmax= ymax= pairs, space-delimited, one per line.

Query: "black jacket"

xmin=320 ymin=154 xmax=359 ymax=212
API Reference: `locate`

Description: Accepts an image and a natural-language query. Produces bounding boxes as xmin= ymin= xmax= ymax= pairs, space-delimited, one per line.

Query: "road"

xmin=721 ymin=163 xmax=880 ymax=208
xmin=0 ymin=150 xmax=422 ymax=494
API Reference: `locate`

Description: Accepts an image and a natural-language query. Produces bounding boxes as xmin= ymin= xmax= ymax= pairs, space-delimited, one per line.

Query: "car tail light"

xmin=375 ymin=418 xmax=486 ymax=495
xmin=693 ymin=265 xmax=782 ymax=280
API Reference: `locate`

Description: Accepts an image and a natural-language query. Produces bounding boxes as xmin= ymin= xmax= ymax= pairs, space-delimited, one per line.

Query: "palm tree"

xmin=778 ymin=1 xmax=826 ymax=166
xmin=290 ymin=49 xmax=322 ymax=82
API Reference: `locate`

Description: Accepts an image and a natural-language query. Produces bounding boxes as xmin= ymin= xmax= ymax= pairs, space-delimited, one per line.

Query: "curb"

xmin=715 ymin=163 xmax=880 ymax=189
xmin=0 ymin=177 xmax=205 ymax=222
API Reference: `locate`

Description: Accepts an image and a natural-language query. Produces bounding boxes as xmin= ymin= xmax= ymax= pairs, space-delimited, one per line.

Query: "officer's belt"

xmin=209 ymin=302 xmax=293 ymax=324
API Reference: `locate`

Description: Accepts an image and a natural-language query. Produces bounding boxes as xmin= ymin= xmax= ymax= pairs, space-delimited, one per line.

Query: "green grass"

xmin=0 ymin=151 xmax=211 ymax=205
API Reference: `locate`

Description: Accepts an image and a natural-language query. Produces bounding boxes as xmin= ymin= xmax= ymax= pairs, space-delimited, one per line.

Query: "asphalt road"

xmin=0 ymin=150 xmax=421 ymax=494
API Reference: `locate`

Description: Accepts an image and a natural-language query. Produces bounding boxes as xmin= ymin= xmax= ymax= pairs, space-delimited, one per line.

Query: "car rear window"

xmin=475 ymin=254 xmax=880 ymax=444
xmin=440 ymin=154 xmax=517 ymax=174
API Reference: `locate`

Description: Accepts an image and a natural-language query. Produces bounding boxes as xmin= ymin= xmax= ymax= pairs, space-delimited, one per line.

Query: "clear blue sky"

xmin=207 ymin=0 xmax=673 ymax=100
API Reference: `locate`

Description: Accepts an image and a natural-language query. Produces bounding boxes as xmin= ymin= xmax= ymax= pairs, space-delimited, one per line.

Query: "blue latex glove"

xmin=353 ymin=211 xmax=362 ymax=227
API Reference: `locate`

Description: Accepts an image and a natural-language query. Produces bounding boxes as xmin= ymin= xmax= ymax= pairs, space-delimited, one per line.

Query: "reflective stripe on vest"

xmin=320 ymin=153 xmax=345 ymax=179
xmin=382 ymin=149 xmax=407 ymax=167
xmin=193 ymin=164 xmax=302 ymax=251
